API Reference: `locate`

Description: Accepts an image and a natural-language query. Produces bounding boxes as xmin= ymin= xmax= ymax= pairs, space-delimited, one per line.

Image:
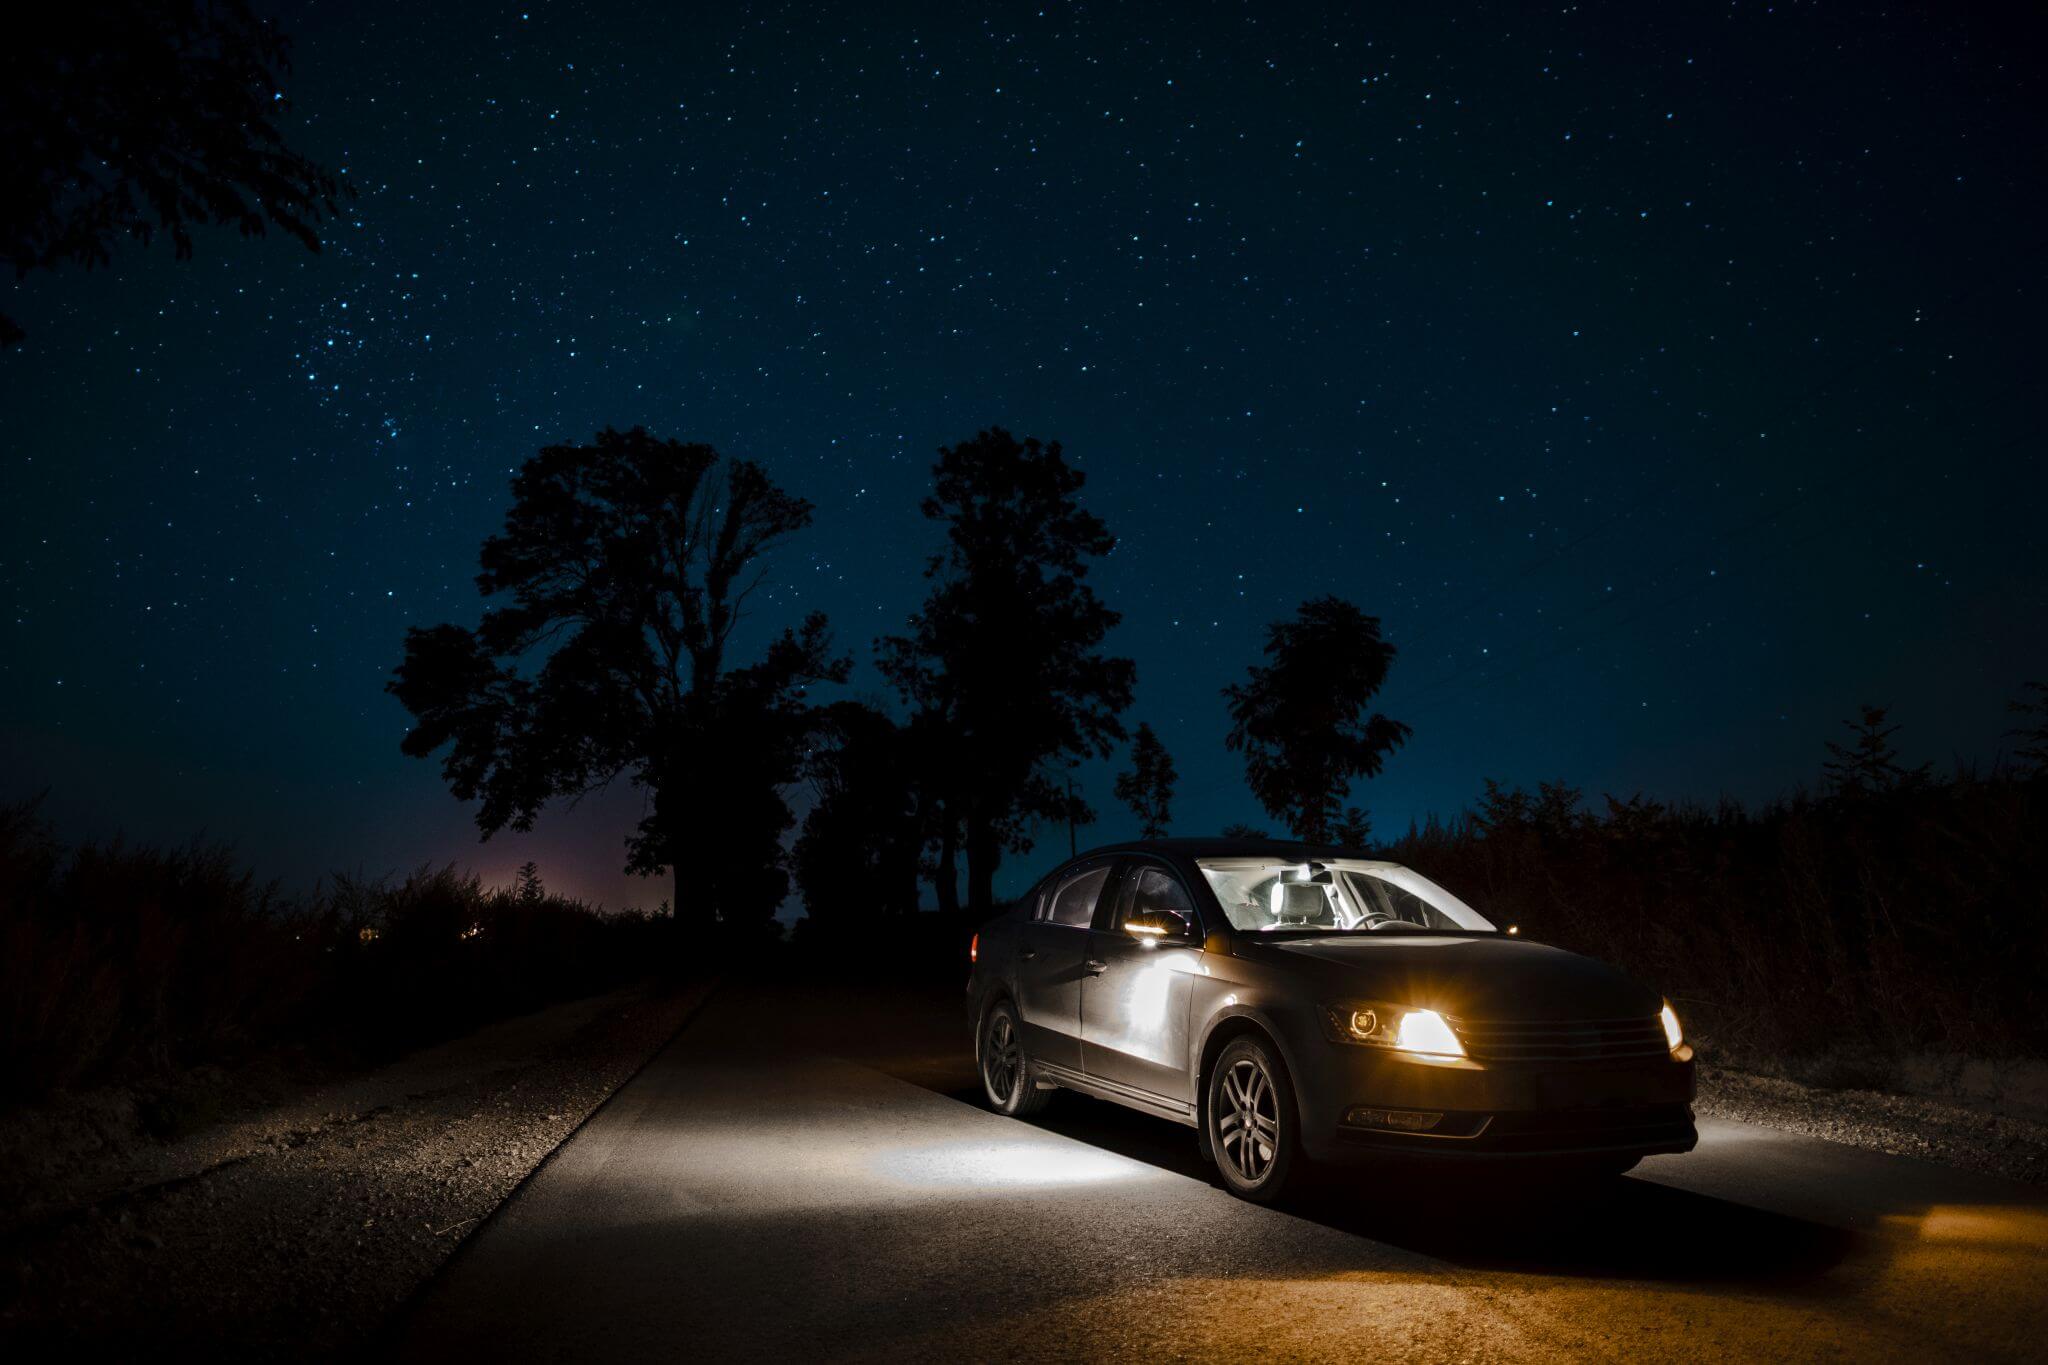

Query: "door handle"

xmin=1020 ymin=948 xmax=1037 ymax=961
xmin=1084 ymin=959 xmax=1107 ymax=975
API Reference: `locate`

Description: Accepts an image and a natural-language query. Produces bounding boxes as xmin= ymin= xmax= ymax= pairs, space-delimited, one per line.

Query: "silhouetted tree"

xmin=1114 ymin=723 xmax=1177 ymax=839
xmin=879 ymin=429 xmax=1135 ymax=914
xmin=2 ymin=3 xmax=350 ymax=346
xmin=1224 ymin=597 xmax=1410 ymax=842
xmin=1473 ymin=779 xmax=1533 ymax=836
xmin=1332 ymin=807 xmax=1373 ymax=849
xmin=514 ymin=861 xmax=544 ymax=903
xmin=1473 ymin=781 xmax=1593 ymax=846
xmin=1219 ymin=823 xmax=1270 ymax=839
xmin=792 ymin=701 xmax=924 ymax=928
xmin=389 ymin=428 xmax=843 ymax=937
xmin=2008 ymin=681 xmax=2048 ymax=776
xmin=1822 ymin=704 xmax=1926 ymax=796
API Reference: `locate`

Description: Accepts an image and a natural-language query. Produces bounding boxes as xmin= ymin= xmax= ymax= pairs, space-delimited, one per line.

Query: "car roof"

xmin=1073 ymin=836 xmax=1371 ymax=863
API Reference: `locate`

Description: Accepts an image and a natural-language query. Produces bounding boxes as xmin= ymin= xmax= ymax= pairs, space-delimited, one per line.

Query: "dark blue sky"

xmin=3 ymin=2 xmax=2043 ymax=910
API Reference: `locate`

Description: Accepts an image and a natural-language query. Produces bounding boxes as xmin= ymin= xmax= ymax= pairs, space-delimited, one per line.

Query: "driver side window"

xmin=1117 ymin=865 xmax=1198 ymax=938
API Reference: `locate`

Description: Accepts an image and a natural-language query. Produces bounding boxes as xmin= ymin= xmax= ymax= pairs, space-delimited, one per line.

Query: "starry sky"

xmin=3 ymin=1 xmax=2044 ymax=911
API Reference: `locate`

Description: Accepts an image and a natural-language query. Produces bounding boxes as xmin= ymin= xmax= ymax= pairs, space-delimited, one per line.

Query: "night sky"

xmin=3 ymin=2 xmax=2043 ymax=912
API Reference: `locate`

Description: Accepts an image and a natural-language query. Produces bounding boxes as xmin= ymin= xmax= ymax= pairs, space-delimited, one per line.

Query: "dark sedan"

xmin=967 ymin=838 xmax=1696 ymax=1202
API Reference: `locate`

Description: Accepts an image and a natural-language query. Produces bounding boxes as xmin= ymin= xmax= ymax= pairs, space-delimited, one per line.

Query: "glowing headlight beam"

xmin=1395 ymin=1008 xmax=1464 ymax=1058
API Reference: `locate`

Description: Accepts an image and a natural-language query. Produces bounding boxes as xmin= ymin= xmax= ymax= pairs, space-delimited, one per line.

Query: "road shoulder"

xmin=0 ymin=980 xmax=713 ymax=1358
xmin=1697 ymin=1065 xmax=2048 ymax=1184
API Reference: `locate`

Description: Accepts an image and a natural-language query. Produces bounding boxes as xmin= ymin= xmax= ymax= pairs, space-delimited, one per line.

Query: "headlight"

xmin=1321 ymin=1002 xmax=1465 ymax=1058
xmin=1659 ymin=1001 xmax=1683 ymax=1051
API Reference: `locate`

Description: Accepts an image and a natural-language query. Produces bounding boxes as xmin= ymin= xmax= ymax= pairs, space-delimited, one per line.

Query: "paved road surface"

xmin=393 ymin=979 xmax=2048 ymax=1362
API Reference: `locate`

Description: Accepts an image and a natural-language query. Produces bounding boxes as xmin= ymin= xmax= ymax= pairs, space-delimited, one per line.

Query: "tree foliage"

xmin=389 ymin=427 xmax=842 ymax=933
xmin=2008 ymin=681 xmax=2048 ymax=776
xmin=1821 ymin=704 xmax=1927 ymax=796
xmin=1331 ymin=807 xmax=1373 ymax=849
xmin=1 ymin=2 xmax=350 ymax=345
xmin=791 ymin=702 xmax=925 ymax=928
xmin=1114 ymin=723 xmax=1177 ymax=839
xmin=1224 ymin=596 xmax=1410 ymax=843
xmin=514 ymin=861 xmax=544 ymax=904
xmin=878 ymin=429 xmax=1135 ymax=912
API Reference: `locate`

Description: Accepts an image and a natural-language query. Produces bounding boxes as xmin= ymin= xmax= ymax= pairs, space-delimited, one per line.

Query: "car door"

xmin=1013 ymin=858 xmax=1115 ymax=1072
xmin=1080 ymin=858 xmax=1203 ymax=1104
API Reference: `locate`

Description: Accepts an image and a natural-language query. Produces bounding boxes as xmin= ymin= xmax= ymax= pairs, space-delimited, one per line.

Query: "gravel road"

xmin=0 ymin=981 xmax=712 ymax=1359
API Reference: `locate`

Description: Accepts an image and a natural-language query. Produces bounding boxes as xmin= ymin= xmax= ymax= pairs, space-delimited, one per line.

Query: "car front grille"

xmin=1451 ymin=1015 xmax=1670 ymax=1064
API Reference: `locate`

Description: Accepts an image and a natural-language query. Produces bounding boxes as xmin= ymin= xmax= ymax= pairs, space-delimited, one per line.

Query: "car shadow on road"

xmin=990 ymin=1084 xmax=1857 ymax=1287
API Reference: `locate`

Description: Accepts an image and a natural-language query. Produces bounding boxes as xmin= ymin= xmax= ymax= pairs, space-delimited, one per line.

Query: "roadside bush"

xmin=0 ymin=803 xmax=665 ymax=1105
xmin=1380 ymin=771 xmax=2048 ymax=1070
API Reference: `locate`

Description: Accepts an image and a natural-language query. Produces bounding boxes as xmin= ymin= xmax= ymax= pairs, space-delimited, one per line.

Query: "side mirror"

xmin=1126 ymin=909 xmax=1191 ymax=942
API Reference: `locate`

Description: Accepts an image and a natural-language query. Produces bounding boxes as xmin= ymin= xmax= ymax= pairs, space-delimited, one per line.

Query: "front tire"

xmin=978 ymin=999 xmax=1050 ymax=1117
xmin=1206 ymin=1035 xmax=1302 ymax=1203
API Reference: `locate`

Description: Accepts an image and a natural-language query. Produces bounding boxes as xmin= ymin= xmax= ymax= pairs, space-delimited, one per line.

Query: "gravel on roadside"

xmin=1696 ymin=1064 xmax=2048 ymax=1186
xmin=0 ymin=980 xmax=712 ymax=1360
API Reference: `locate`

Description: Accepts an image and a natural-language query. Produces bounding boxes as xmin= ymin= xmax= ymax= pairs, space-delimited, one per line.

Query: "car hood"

xmin=1240 ymin=935 xmax=1661 ymax=1021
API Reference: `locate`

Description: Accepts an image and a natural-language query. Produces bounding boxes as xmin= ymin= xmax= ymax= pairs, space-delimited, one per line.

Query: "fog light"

xmin=1343 ymin=1106 xmax=1444 ymax=1133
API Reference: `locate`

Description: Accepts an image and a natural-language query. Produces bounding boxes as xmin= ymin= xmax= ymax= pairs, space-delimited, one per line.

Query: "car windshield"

xmin=1195 ymin=858 xmax=1496 ymax=934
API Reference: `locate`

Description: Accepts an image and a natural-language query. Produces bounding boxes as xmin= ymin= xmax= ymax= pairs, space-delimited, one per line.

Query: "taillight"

xmin=969 ymin=932 xmax=979 ymax=964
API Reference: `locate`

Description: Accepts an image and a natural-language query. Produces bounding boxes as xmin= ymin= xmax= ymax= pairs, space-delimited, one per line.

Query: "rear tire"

xmin=978 ymin=999 xmax=1050 ymax=1117
xmin=1205 ymin=1035 xmax=1302 ymax=1203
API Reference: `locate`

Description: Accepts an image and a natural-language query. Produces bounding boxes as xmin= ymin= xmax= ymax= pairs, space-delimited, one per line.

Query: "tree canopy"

xmin=2006 ymin=682 xmax=2048 ymax=776
xmin=1822 ymin=704 xmax=1928 ymax=796
xmin=389 ymin=427 xmax=841 ymax=933
xmin=879 ymin=428 xmax=1134 ymax=912
xmin=791 ymin=701 xmax=925 ymax=928
xmin=1224 ymin=596 xmax=1409 ymax=843
xmin=1114 ymin=723 xmax=1178 ymax=839
xmin=2 ymin=2 xmax=350 ymax=345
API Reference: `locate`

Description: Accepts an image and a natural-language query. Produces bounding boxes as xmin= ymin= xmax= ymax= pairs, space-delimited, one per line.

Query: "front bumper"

xmin=1294 ymin=1041 xmax=1698 ymax=1163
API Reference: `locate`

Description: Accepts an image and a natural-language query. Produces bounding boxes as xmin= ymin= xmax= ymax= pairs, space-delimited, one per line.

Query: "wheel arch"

xmin=1194 ymin=1008 xmax=1300 ymax=1117
xmin=973 ymin=982 xmax=1018 ymax=1039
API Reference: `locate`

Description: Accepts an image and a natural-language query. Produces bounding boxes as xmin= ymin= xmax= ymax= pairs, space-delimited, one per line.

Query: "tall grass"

xmin=0 ymin=802 xmax=665 ymax=1106
xmin=1379 ymin=771 xmax=2048 ymax=1070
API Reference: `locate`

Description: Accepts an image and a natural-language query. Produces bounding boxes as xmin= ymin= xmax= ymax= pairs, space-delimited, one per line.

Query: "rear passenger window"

xmin=1045 ymin=865 xmax=1111 ymax=928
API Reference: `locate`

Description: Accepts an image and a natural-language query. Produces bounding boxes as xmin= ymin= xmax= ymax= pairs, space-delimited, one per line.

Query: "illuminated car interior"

xmin=1197 ymin=858 xmax=1497 ymax=933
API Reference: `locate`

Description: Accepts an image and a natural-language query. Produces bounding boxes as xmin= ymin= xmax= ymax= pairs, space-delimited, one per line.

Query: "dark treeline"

xmin=1385 ymin=747 xmax=2048 ymax=1073
xmin=0 ymin=802 xmax=661 ymax=1107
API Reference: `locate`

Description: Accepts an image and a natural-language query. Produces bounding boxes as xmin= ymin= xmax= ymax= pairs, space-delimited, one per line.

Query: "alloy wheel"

xmin=983 ymin=1012 xmax=1022 ymax=1104
xmin=1216 ymin=1056 xmax=1279 ymax=1184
